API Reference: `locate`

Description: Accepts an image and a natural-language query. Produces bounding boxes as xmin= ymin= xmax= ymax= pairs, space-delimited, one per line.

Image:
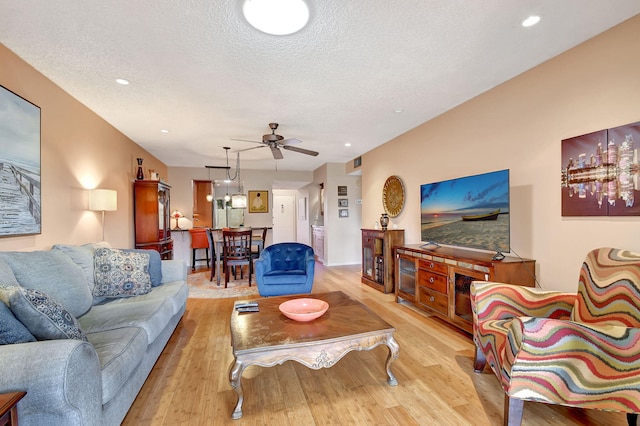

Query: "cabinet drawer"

xmin=418 ymin=286 xmax=448 ymax=315
xmin=417 ymin=271 xmax=447 ymax=293
xmin=418 ymin=259 xmax=448 ymax=275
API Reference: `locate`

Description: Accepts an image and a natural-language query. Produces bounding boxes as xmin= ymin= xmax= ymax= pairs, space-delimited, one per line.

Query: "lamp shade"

xmin=89 ymin=189 xmax=117 ymax=211
xmin=231 ymin=194 xmax=247 ymax=208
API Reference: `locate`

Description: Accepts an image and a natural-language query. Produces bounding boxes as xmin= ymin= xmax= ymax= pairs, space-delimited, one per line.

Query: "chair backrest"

xmin=263 ymin=242 xmax=313 ymax=271
xmin=572 ymin=247 xmax=640 ymax=327
xmin=222 ymin=229 xmax=252 ymax=261
xmin=189 ymin=228 xmax=209 ymax=249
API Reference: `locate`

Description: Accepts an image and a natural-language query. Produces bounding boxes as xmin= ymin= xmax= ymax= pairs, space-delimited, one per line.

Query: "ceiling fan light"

xmin=242 ymin=0 xmax=309 ymax=35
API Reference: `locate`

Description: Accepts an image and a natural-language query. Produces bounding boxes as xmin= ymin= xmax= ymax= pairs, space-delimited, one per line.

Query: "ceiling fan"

xmin=232 ymin=123 xmax=319 ymax=160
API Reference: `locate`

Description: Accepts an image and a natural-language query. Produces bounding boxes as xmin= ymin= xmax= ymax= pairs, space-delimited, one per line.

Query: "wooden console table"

xmin=395 ymin=245 xmax=535 ymax=333
xmin=0 ymin=392 xmax=26 ymax=426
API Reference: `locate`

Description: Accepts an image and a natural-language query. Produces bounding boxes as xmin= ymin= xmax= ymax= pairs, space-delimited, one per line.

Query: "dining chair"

xmin=251 ymin=227 xmax=267 ymax=262
xmin=188 ymin=228 xmax=210 ymax=271
xmin=205 ymin=228 xmax=219 ymax=282
xmin=222 ymin=228 xmax=253 ymax=288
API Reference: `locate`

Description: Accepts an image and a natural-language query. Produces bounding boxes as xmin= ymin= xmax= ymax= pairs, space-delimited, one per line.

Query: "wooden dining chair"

xmin=205 ymin=228 xmax=219 ymax=282
xmin=222 ymin=228 xmax=253 ymax=288
xmin=251 ymin=227 xmax=267 ymax=262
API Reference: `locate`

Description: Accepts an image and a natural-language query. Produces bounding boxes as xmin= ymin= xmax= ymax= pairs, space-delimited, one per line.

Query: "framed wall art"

xmin=338 ymin=198 xmax=348 ymax=207
xmin=561 ymin=121 xmax=640 ymax=216
xmin=248 ymin=190 xmax=269 ymax=213
xmin=339 ymin=209 xmax=349 ymax=218
xmin=0 ymin=85 xmax=41 ymax=236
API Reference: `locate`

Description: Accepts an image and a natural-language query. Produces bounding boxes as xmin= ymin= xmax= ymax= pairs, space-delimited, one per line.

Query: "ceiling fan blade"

xmin=280 ymin=138 xmax=302 ymax=145
xmin=270 ymin=145 xmax=284 ymax=159
xmin=236 ymin=145 xmax=267 ymax=153
xmin=282 ymin=145 xmax=319 ymax=156
xmin=231 ymin=138 xmax=263 ymax=144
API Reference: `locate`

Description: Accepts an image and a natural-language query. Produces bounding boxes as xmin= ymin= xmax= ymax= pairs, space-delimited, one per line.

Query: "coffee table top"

xmin=230 ymin=291 xmax=395 ymax=354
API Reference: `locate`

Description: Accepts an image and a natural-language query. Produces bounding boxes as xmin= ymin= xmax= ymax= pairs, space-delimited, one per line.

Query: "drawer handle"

xmin=429 ymin=277 xmax=434 ymax=284
xmin=429 ymin=296 xmax=435 ymax=302
xmin=429 ymin=262 xmax=434 ymax=269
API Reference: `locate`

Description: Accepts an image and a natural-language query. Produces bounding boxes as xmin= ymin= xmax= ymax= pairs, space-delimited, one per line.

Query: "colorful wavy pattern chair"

xmin=471 ymin=247 xmax=640 ymax=426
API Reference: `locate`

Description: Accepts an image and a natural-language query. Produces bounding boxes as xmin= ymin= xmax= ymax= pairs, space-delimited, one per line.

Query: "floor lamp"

xmin=89 ymin=189 xmax=117 ymax=241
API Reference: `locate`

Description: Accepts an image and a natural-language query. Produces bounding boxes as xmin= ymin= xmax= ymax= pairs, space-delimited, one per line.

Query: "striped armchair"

xmin=471 ymin=247 xmax=640 ymax=426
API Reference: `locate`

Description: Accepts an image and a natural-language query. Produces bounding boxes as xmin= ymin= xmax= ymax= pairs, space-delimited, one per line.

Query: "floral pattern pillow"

xmin=93 ymin=248 xmax=152 ymax=298
xmin=1 ymin=286 xmax=87 ymax=341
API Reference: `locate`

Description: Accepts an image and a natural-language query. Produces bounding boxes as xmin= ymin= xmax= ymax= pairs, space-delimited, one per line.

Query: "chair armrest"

xmin=0 ymin=340 xmax=102 ymax=424
xmin=255 ymin=249 xmax=272 ymax=277
xmin=471 ymin=282 xmax=575 ymax=323
xmin=161 ymin=259 xmax=187 ymax=283
xmin=502 ymin=316 xmax=640 ymax=409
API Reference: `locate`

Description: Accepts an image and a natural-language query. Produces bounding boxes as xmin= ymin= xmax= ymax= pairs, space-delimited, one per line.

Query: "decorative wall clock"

xmin=382 ymin=175 xmax=405 ymax=217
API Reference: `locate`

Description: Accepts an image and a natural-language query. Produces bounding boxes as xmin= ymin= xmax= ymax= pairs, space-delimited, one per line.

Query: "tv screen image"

xmin=420 ymin=169 xmax=510 ymax=254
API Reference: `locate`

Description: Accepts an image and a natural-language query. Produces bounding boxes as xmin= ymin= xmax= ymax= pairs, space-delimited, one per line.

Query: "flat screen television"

xmin=420 ymin=169 xmax=510 ymax=258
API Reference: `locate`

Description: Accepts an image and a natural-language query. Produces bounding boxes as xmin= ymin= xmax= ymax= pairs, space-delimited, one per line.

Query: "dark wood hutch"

xmin=133 ymin=180 xmax=173 ymax=259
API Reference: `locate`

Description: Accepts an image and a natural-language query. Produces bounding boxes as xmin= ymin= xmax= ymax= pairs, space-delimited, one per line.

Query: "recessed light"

xmin=393 ymin=108 xmax=404 ymax=113
xmin=243 ymin=0 xmax=310 ymax=35
xmin=160 ymin=129 xmax=170 ymax=133
xmin=115 ymin=78 xmax=130 ymax=85
xmin=522 ymin=15 xmax=541 ymax=27
xmin=345 ymin=143 xmax=351 ymax=147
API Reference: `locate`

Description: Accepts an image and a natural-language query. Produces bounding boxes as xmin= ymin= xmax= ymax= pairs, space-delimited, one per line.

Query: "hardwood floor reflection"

xmin=122 ymin=263 xmax=626 ymax=425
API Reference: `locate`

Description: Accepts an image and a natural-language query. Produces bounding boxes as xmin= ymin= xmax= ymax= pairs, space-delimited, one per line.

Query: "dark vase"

xmin=380 ymin=213 xmax=389 ymax=230
xmin=136 ymin=158 xmax=144 ymax=180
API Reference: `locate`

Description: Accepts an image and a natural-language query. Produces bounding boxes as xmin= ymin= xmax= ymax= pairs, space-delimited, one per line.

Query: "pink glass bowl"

xmin=278 ymin=298 xmax=329 ymax=322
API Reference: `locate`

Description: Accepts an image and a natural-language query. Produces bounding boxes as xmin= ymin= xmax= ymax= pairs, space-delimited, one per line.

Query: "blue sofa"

xmin=255 ymin=243 xmax=315 ymax=296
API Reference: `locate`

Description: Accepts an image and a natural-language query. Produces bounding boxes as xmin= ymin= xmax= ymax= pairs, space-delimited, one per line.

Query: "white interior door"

xmin=272 ymin=193 xmax=296 ymax=243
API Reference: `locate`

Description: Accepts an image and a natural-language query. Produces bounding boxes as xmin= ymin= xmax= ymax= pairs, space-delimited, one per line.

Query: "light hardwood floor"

xmin=122 ymin=263 xmax=627 ymax=425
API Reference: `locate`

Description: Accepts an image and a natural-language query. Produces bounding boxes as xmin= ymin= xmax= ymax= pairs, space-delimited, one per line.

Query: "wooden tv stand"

xmin=394 ymin=245 xmax=535 ymax=333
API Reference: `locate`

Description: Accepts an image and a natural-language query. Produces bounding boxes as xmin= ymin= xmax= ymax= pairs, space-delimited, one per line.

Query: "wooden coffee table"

xmin=229 ymin=291 xmax=400 ymax=419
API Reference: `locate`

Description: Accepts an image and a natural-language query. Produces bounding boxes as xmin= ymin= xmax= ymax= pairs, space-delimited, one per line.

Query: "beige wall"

xmin=362 ymin=15 xmax=640 ymax=291
xmin=0 ymin=44 xmax=167 ymax=251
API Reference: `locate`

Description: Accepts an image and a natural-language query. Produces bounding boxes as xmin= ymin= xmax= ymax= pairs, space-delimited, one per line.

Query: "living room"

xmin=1 ymin=3 xmax=640 ymax=425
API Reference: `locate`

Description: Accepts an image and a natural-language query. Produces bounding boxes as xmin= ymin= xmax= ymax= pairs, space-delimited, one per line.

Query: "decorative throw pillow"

xmin=93 ymin=248 xmax=152 ymax=298
xmin=123 ymin=249 xmax=163 ymax=287
xmin=0 ymin=287 xmax=87 ymax=341
xmin=0 ymin=300 xmax=36 ymax=345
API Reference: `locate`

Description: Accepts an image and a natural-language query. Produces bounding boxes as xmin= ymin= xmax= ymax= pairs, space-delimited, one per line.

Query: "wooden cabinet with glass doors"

xmin=361 ymin=229 xmax=404 ymax=294
xmin=134 ymin=180 xmax=173 ymax=259
xmin=395 ymin=245 xmax=535 ymax=333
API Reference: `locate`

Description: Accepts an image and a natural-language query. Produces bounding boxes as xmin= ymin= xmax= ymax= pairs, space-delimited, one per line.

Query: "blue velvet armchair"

xmin=255 ymin=243 xmax=315 ymax=297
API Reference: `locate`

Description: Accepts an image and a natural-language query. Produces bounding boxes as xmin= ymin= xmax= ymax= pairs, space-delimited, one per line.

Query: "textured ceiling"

xmin=1 ymin=1 xmax=639 ymax=172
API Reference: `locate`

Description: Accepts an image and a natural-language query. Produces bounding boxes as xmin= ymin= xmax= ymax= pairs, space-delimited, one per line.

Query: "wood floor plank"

xmin=122 ymin=263 xmax=630 ymax=425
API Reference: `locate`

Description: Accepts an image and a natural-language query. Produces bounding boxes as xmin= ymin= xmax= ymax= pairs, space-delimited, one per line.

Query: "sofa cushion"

xmin=0 ymin=258 xmax=20 ymax=287
xmin=0 ymin=250 xmax=93 ymax=317
xmin=123 ymin=249 xmax=162 ymax=287
xmin=0 ymin=300 xmax=36 ymax=344
xmin=79 ymin=296 xmax=175 ymax=345
xmin=112 ymin=281 xmax=188 ymax=316
xmin=93 ymin=248 xmax=152 ymax=298
xmin=0 ymin=287 xmax=88 ymax=341
xmin=52 ymin=242 xmax=111 ymax=291
xmin=86 ymin=327 xmax=148 ymax=405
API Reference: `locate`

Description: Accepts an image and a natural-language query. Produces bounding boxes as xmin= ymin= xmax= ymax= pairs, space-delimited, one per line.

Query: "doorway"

xmin=272 ymin=192 xmax=296 ymax=243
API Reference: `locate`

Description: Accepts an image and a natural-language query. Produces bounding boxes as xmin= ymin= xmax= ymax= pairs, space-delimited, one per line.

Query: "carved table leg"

xmin=385 ymin=335 xmax=400 ymax=386
xmin=229 ymin=358 xmax=246 ymax=419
